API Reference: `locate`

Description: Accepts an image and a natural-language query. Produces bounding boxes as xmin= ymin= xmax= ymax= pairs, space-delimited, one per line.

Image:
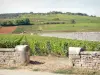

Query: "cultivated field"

xmin=14 ymin=23 xmax=100 ymax=33
xmin=0 ymin=34 xmax=100 ymax=56
xmin=0 ymin=14 xmax=100 ymax=33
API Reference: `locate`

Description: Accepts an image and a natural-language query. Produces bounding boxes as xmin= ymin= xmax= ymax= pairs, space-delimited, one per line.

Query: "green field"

xmin=12 ymin=14 xmax=100 ymax=33
xmin=14 ymin=23 xmax=100 ymax=33
xmin=21 ymin=14 xmax=100 ymax=23
xmin=0 ymin=13 xmax=100 ymax=33
xmin=0 ymin=34 xmax=100 ymax=56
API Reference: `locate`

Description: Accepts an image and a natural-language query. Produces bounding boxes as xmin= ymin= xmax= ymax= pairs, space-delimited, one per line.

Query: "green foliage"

xmin=0 ymin=12 xmax=90 ymax=19
xmin=46 ymin=41 xmax=52 ymax=53
xmin=0 ymin=13 xmax=19 ymax=19
xmin=44 ymin=21 xmax=65 ymax=24
xmin=94 ymin=44 xmax=100 ymax=51
xmin=0 ymin=18 xmax=31 ymax=26
xmin=52 ymin=18 xmax=60 ymax=21
xmin=15 ymin=18 xmax=31 ymax=25
xmin=7 ymin=21 xmax=14 ymax=26
xmin=14 ymin=23 xmax=100 ymax=33
xmin=0 ymin=34 xmax=100 ymax=56
xmin=0 ymin=21 xmax=14 ymax=26
xmin=13 ymin=27 xmax=24 ymax=33
xmin=0 ymin=35 xmax=23 ymax=48
xmin=71 ymin=19 xmax=76 ymax=24
xmin=1 ymin=21 xmax=7 ymax=26
xmin=0 ymin=13 xmax=100 ymax=31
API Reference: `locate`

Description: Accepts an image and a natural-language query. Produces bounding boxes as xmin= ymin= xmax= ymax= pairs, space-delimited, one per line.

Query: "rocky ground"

xmin=40 ymin=32 xmax=100 ymax=41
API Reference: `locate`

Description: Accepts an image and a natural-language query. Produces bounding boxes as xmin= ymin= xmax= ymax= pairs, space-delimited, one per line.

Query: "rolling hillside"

xmin=13 ymin=14 xmax=100 ymax=33
xmin=0 ymin=13 xmax=100 ymax=33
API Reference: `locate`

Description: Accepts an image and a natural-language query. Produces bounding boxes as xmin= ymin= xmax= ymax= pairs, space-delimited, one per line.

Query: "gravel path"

xmin=0 ymin=69 xmax=65 ymax=75
xmin=40 ymin=32 xmax=100 ymax=41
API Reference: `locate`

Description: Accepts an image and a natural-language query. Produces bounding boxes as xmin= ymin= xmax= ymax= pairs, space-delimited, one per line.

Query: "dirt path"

xmin=19 ymin=56 xmax=71 ymax=72
xmin=0 ymin=56 xmax=71 ymax=75
xmin=0 ymin=69 xmax=65 ymax=75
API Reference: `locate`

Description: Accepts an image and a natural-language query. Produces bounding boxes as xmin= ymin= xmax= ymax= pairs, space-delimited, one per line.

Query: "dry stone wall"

xmin=69 ymin=47 xmax=100 ymax=69
xmin=0 ymin=45 xmax=30 ymax=67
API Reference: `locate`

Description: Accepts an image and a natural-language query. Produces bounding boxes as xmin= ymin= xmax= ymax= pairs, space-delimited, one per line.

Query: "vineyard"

xmin=0 ymin=34 xmax=100 ymax=56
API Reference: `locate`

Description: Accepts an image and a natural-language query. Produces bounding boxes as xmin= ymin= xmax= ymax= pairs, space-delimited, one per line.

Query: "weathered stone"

xmin=69 ymin=47 xmax=83 ymax=55
xmin=69 ymin=47 xmax=100 ymax=70
xmin=0 ymin=45 xmax=30 ymax=67
xmin=0 ymin=48 xmax=15 ymax=52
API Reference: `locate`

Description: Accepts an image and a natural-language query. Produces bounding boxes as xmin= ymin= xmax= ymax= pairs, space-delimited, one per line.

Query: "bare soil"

xmin=20 ymin=56 xmax=71 ymax=72
xmin=0 ymin=26 xmax=17 ymax=34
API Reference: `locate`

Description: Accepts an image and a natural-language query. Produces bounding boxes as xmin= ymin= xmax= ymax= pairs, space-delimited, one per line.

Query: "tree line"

xmin=0 ymin=13 xmax=20 ymax=19
xmin=0 ymin=18 xmax=31 ymax=26
xmin=0 ymin=11 xmax=96 ymax=19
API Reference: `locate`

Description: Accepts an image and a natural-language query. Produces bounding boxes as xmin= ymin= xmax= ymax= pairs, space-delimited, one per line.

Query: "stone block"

xmin=69 ymin=47 xmax=83 ymax=55
xmin=74 ymin=63 xmax=82 ymax=67
xmin=0 ymin=45 xmax=30 ymax=67
xmin=70 ymin=50 xmax=100 ymax=70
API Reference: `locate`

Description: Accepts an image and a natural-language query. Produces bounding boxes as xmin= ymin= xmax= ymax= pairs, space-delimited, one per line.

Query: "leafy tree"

xmin=30 ymin=12 xmax=33 ymax=14
xmin=7 ymin=21 xmax=14 ymax=26
xmin=66 ymin=12 xmax=72 ymax=15
xmin=0 ymin=18 xmax=31 ymax=26
xmin=15 ymin=20 xmax=20 ymax=25
xmin=24 ymin=18 xmax=30 ymax=25
xmin=15 ymin=18 xmax=31 ymax=25
xmin=15 ymin=19 xmax=25 ymax=25
xmin=71 ymin=19 xmax=76 ymax=24
xmin=20 ymin=20 xmax=25 ymax=25
xmin=1 ymin=21 xmax=7 ymax=26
